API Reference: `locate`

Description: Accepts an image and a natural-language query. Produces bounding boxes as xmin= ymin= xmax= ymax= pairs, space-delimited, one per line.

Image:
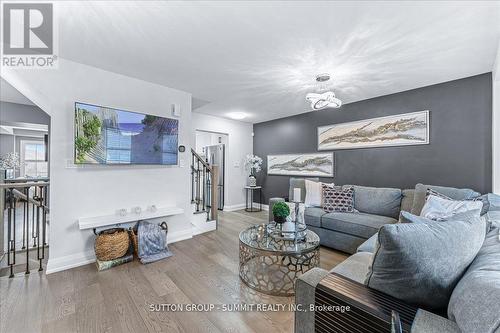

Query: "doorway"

xmin=195 ymin=130 xmax=227 ymax=210
xmin=0 ymin=78 xmax=50 ymax=277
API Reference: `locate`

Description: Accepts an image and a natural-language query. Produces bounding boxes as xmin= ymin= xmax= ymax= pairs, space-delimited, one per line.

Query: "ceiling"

xmin=52 ymin=2 xmax=500 ymax=122
xmin=0 ymin=78 xmax=35 ymax=106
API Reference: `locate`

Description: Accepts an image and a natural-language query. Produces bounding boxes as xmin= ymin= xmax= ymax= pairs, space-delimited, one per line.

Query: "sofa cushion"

xmin=400 ymin=189 xmax=415 ymax=213
xmin=304 ymin=207 xmax=327 ymax=228
xmin=366 ymin=210 xmax=486 ymax=310
xmin=412 ymin=310 xmax=461 ymax=333
xmin=289 ymin=177 xmax=319 ymax=202
xmin=447 ymin=226 xmax=500 ymax=333
xmin=321 ymin=212 xmax=396 ymax=239
xmin=356 ymin=233 xmax=378 ymax=253
xmin=330 ymin=252 xmax=373 ymax=284
xmin=307 ymin=225 xmax=366 ymax=254
xmin=410 ymin=183 xmax=480 ymax=215
xmin=349 ymin=185 xmax=402 ymax=219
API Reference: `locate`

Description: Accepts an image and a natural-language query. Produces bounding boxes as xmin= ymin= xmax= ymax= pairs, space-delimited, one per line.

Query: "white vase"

xmin=5 ymin=169 xmax=14 ymax=179
xmin=248 ymin=175 xmax=256 ymax=187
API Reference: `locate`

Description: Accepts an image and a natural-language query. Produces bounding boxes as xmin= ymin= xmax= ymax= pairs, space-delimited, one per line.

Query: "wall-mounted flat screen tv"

xmin=74 ymin=102 xmax=178 ymax=165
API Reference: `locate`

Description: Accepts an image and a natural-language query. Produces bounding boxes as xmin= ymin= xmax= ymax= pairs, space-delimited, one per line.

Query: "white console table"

xmin=78 ymin=206 xmax=184 ymax=230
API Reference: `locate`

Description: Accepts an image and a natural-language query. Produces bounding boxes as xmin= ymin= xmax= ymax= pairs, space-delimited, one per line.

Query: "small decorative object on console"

xmin=244 ymin=154 xmax=263 ymax=187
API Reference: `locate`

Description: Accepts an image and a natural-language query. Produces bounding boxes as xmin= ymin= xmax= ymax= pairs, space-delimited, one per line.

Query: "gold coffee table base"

xmin=238 ymin=225 xmax=320 ymax=296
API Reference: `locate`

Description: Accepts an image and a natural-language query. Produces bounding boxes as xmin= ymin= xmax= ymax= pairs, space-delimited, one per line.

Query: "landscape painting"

xmin=267 ymin=153 xmax=334 ymax=177
xmin=318 ymin=110 xmax=429 ymax=150
xmin=74 ymin=102 xmax=179 ymax=165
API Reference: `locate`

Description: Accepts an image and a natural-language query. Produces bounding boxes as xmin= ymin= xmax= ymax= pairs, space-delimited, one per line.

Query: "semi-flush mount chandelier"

xmin=306 ymin=73 xmax=342 ymax=110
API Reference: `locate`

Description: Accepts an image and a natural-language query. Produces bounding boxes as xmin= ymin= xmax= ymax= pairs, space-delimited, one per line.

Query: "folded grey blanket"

xmin=138 ymin=220 xmax=173 ymax=264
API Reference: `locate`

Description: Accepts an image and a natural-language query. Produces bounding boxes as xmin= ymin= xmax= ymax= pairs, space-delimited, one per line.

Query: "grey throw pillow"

xmin=410 ymin=183 xmax=480 ymax=216
xmin=365 ymin=210 xmax=486 ymax=310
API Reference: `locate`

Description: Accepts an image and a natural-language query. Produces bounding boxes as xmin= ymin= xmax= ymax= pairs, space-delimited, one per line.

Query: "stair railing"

xmin=191 ymin=149 xmax=218 ymax=222
xmin=0 ymin=178 xmax=49 ymax=278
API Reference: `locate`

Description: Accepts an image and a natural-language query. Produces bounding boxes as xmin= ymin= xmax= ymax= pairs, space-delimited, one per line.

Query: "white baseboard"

xmin=46 ymin=228 xmax=194 ymax=275
xmin=223 ymin=203 xmax=246 ymax=212
xmin=256 ymin=203 xmax=269 ymax=211
xmin=46 ymin=250 xmax=96 ymax=275
xmin=192 ymin=220 xmax=217 ymax=235
xmin=167 ymin=228 xmax=193 ymax=244
xmin=223 ymin=203 xmax=268 ymax=212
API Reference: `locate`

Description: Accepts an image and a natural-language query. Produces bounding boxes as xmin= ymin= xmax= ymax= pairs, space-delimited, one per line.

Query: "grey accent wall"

xmin=254 ymin=73 xmax=492 ymax=201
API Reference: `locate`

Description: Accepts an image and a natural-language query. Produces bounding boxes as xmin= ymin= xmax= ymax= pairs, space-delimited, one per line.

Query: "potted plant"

xmin=244 ymin=154 xmax=263 ymax=187
xmin=272 ymin=202 xmax=290 ymax=224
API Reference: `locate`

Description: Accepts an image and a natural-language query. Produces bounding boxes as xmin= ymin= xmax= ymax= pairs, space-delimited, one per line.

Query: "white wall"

xmin=195 ymin=130 xmax=228 ymax=154
xmin=492 ymin=42 xmax=500 ymax=193
xmin=192 ymin=112 xmax=253 ymax=209
xmin=1 ymin=58 xmax=193 ymax=273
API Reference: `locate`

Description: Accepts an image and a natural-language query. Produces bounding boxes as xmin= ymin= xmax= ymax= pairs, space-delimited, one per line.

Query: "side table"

xmin=245 ymin=186 xmax=262 ymax=212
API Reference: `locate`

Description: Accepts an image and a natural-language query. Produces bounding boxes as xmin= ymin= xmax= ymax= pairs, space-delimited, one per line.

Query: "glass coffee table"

xmin=239 ymin=224 xmax=320 ymax=296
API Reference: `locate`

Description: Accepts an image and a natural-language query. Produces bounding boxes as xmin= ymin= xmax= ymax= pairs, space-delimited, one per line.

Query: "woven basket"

xmin=129 ymin=227 xmax=139 ymax=258
xmin=94 ymin=228 xmax=130 ymax=261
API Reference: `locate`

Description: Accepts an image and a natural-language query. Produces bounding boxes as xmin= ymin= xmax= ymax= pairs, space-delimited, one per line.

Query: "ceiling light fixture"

xmin=227 ymin=111 xmax=248 ymax=120
xmin=306 ymin=73 xmax=342 ymax=110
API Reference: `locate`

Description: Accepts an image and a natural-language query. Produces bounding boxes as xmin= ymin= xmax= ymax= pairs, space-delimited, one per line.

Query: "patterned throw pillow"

xmin=322 ymin=184 xmax=355 ymax=213
xmin=426 ymin=188 xmax=452 ymax=200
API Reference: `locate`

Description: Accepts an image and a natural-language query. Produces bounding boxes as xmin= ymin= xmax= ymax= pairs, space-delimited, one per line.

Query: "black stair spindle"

xmin=41 ymin=187 xmax=47 ymax=268
xmin=22 ymin=190 xmax=26 ymax=250
xmin=25 ymin=186 xmax=30 ymax=275
xmin=196 ymin=160 xmax=200 ymax=212
xmin=191 ymin=152 xmax=195 ymax=203
xmin=32 ymin=187 xmax=37 ymax=247
xmin=43 ymin=185 xmax=48 ymax=246
xmin=37 ymin=186 xmax=43 ymax=271
xmin=202 ymin=165 xmax=206 ymax=212
xmin=7 ymin=188 xmax=15 ymax=278
xmin=206 ymin=170 xmax=212 ymax=221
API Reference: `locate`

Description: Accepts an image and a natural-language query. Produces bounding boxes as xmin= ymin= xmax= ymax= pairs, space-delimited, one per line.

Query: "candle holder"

xmin=293 ymin=200 xmax=308 ymax=240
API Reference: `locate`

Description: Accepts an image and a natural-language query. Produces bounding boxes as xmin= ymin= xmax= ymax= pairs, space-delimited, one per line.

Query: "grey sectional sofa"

xmin=269 ymin=179 xmax=479 ymax=254
xmin=295 ymin=222 xmax=500 ymax=333
xmin=280 ymin=179 xmax=499 ymax=332
xmin=269 ymin=179 xmax=410 ymax=253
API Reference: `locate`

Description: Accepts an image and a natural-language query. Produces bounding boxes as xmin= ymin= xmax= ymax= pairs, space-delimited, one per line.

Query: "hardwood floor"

xmin=0 ymin=209 xmax=348 ymax=333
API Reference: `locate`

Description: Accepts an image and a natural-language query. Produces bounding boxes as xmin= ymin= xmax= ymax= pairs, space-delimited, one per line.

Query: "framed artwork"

xmin=318 ymin=110 xmax=429 ymax=150
xmin=267 ymin=153 xmax=334 ymax=177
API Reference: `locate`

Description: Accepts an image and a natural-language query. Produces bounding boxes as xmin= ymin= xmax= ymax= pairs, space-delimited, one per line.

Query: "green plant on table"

xmin=272 ymin=202 xmax=290 ymax=223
